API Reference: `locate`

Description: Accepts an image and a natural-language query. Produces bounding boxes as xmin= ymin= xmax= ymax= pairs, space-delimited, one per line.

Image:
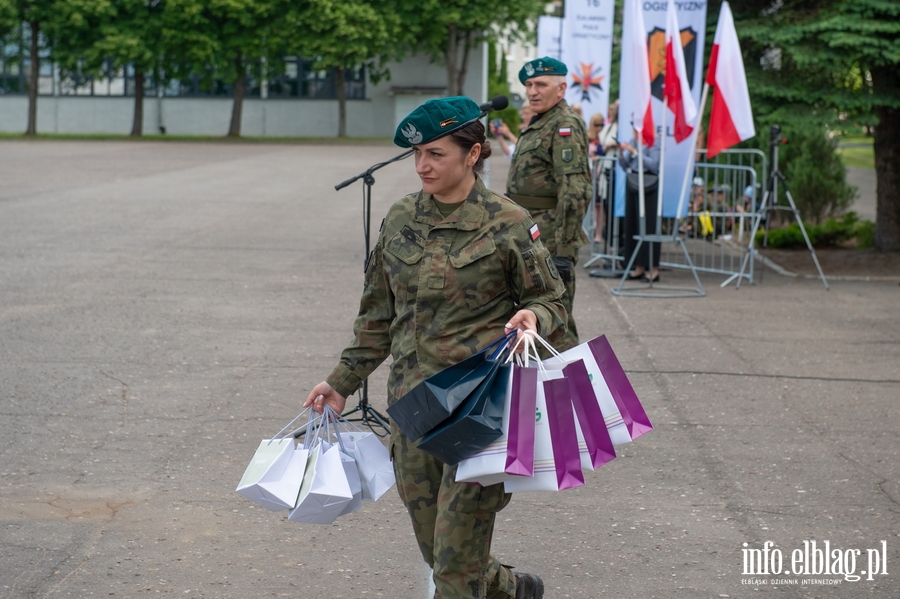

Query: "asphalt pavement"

xmin=1 ymin=140 xmax=897 ymax=599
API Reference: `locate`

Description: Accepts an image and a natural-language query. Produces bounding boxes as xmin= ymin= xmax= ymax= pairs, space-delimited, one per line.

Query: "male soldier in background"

xmin=506 ymin=57 xmax=591 ymax=351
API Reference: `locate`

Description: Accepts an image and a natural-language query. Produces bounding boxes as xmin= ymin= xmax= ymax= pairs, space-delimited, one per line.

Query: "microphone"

xmin=479 ymin=95 xmax=509 ymax=114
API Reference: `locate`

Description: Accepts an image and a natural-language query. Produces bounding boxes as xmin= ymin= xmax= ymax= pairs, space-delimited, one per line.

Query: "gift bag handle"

xmin=301 ymin=409 xmax=330 ymax=449
xmin=514 ymin=331 xmax=549 ymax=373
xmin=270 ymin=407 xmax=318 ymax=444
xmin=325 ymin=407 xmax=367 ymax=435
xmin=284 ymin=409 xmax=325 ymax=442
xmin=487 ymin=329 xmax=518 ymax=360
xmin=322 ymin=404 xmax=351 ymax=455
xmin=505 ymin=332 xmax=536 ymax=366
xmin=522 ymin=329 xmax=563 ymax=360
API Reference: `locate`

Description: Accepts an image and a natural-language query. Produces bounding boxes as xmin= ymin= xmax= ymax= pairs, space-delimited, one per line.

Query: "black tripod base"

xmin=342 ymin=400 xmax=391 ymax=436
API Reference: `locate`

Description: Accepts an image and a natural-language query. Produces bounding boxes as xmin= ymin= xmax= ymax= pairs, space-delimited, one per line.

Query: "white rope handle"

xmin=271 ymin=406 xmax=316 ymax=444
xmin=505 ymin=331 xmax=533 ymax=363
xmin=516 ymin=331 xmax=549 ymax=373
xmin=524 ymin=329 xmax=563 ymax=359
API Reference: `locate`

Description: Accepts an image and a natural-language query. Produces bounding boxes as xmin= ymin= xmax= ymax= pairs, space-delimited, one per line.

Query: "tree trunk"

xmin=873 ymin=104 xmax=900 ymax=251
xmin=872 ymin=66 xmax=900 ymax=252
xmin=26 ymin=20 xmax=39 ymax=136
xmin=228 ymin=51 xmax=245 ymax=137
xmin=456 ymin=30 xmax=474 ymax=98
xmin=130 ymin=71 xmax=144 ymax=137
xmin=446 ymin=24 xmax=459 ymax=96
xmin=335 ymin=68 xmax=347 ymax=138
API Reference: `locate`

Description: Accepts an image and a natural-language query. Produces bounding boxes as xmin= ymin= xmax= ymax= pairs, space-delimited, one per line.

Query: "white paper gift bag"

xmin=337 ymin=446 xmax=363 ymax=517
xmin=337 ymin=431 xmax=395 ymax=501
xmin=235 ymin=438 xmax=309 ymax=511
xmin=288 ymin=443 xmax=353 ymax=524
xmin=544 ymin=334 xmax=651 ymax=446
xmin=501 ymin=366 xmax=568 ymax=493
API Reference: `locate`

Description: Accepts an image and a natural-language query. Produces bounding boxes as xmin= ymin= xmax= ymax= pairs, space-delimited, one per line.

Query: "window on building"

xmin=0 ymin=32 xmax=365 ymax=101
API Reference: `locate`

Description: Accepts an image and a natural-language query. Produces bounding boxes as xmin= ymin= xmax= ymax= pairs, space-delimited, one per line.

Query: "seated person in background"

xmin=689 ymin=177 xmax=706 ymax=213
xmin=679 ymin=176 xmax=706 ymax=235
xmin=708 ymin=184 xmax=735 ymax=235
xmin=737 ymin=184 xmax=757 ymax=213
xmin=708 ymin=184 xmax=732 ymax=211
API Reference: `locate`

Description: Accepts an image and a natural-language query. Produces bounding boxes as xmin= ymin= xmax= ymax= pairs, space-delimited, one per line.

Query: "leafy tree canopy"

xmin=297 ymin=0 xmax=396 ymax=81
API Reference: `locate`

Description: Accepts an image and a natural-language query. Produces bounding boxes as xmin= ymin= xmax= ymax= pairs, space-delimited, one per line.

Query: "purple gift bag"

xmin=563 ymin=359 xmax=616 ymax=469
xmin=589 ymin=335 xmax=653 ymax=440
xmin=504 ymin=365 xmax=538 ymax=476
xmin=543 ymin=377 xmax=585 ymax=490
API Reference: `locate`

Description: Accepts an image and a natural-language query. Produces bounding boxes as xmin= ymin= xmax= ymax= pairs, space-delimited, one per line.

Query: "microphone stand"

xmin=332 ymin=149 xmax=413 ymax=435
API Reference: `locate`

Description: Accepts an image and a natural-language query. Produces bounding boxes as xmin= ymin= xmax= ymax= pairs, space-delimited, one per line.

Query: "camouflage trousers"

xmin=557 ymin=268 xmax=578 ymax=352
xmin=529 ymin=209 xmax=581 ymax=353
xmin=390 ymin=425 xmax=517 ymax=599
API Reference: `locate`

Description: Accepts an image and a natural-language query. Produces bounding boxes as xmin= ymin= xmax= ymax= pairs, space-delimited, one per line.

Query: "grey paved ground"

xmin=1 ymin=141 xmax=897 ymax=599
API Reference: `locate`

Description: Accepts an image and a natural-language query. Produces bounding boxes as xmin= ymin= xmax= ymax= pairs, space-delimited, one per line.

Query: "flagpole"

xmin=657 ymin=95 xmax=668 ymax=227
xmin=637 ymin=127 xmax=646 ymax=236
xmin=675 ymin=82 xmax=710 ymax=221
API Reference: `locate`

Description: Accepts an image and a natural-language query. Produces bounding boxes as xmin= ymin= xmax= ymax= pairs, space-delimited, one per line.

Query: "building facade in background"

xmin=0 ymin=41 xmax=487 ymax=138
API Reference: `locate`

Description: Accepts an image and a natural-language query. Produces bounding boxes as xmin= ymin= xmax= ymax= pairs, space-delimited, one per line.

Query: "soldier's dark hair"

xmin=448 ymin=120 xmax=492 ymax=174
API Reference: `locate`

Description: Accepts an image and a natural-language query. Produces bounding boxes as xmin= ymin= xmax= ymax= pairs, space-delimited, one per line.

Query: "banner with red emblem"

xmin=560 ymin=0 xmax=615 ymax=129
xmin=615 ymin=0 xmax=708 ymax=218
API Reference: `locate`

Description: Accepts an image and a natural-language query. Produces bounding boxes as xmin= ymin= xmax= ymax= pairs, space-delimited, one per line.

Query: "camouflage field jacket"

xmin=326 ymin=177 xmax=567 ymax=403
xmin=506 ymin=100 xmax=591 ymax=260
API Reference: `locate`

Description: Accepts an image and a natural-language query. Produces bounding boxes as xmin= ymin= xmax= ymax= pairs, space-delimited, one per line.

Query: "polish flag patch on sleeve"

xmin=529 ymin=223 xmax=540 ymax=241
xmin=558 ymin=127 xmax=572 ymax=137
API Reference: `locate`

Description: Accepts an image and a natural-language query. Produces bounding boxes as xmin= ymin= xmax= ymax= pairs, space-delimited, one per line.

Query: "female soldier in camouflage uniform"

xmin=304 ymin=97 xmax=566 ymax=599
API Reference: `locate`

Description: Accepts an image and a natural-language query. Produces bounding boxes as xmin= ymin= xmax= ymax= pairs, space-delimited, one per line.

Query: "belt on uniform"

xmin=507 ymin=193 xmax=558 ymax=210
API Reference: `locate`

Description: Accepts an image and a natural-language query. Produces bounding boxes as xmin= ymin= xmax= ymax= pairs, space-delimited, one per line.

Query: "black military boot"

xmin=514 ymin=571 xmax=544 ymax=599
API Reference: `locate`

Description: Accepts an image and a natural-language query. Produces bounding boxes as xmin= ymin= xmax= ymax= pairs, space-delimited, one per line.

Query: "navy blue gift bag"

xmin=416 ymin=360 xmax=512 ymax=465
xmin=387 ymin=332 xmax=515 ymax=441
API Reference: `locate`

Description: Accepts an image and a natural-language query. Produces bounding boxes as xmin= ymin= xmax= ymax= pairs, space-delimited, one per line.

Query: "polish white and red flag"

xmin=706 ymin=1 xmax=755 ymax=157
xmin=623 ymin=0 xmax=654 ymax=147
xmin=663 ymin=2 xmax=698 ymax=143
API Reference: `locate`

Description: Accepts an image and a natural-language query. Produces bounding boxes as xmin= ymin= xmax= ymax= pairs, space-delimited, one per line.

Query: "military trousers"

xmin=528 ymin=209 xmax=580 ymax=353
xmin=390 ymin=425 xmax=517 ymax=599
xmin=557 ymin=265 xmax=578 ymax=352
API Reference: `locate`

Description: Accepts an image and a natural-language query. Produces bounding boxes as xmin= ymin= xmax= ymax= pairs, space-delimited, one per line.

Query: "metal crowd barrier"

xmin=661 ymin=162 xmax=760 ymax=285
xmin=585 ymin=149 xmax=768 ymax=287
xmin=582 ymin=155 xmax=621 ymax=276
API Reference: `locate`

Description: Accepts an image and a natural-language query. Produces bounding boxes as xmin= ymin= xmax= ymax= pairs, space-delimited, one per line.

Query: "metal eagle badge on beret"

xmin=393 ymin=96 xmax=482 ymax=148
xmin=400 ymin=123 xmax=423 ymax=145
xmin=519 ymin=56 xmax=568 ymax=84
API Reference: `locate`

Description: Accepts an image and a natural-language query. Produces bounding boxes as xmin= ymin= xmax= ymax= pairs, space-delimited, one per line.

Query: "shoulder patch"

xmin=558 ymin=127 xmax=572 ymax=137
xmin=529 ymin=223 xmax=540 ymax=241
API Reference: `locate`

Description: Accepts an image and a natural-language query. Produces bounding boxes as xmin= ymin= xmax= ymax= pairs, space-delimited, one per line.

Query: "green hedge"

xmin=757 ymin=212 xmax=874 ymax=249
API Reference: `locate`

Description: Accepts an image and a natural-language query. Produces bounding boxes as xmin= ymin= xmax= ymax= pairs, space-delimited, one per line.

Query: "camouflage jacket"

xmin=326 ymin=177 xmax=567 ymax=403
xmin=506 ymin=100 xmax=591 ymax=260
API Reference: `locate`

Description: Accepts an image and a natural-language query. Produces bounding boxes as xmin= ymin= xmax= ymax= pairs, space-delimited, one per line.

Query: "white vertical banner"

xmin=537 ymin=16 xmax=563 ymax=60
xmin=616 ymin=0 xmax=707 ymax=217
xmin=561 ymin=0 xmax=616 ymax=128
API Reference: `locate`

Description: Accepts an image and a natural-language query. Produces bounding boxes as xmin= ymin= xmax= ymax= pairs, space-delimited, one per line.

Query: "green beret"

xmin=518 ymin=57 xmax=567 ymax=84
xmin=394 ymin=96 xmax=482 ymax=148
